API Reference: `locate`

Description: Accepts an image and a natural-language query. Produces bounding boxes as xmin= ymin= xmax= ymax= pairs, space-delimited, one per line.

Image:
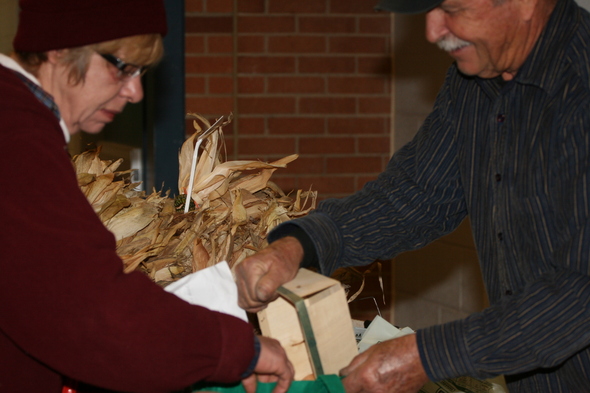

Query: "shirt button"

xmin=497 ymin=232 xmax=503 ymax=241
xmin=497 ymin=114 xmax=505 ymax=123
xmin=495 ymin=173 xmax=502 ymax=182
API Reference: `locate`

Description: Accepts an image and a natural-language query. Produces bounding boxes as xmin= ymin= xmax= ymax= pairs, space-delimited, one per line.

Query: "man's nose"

xmin=425 ymin=8 xmax=448 ymax=44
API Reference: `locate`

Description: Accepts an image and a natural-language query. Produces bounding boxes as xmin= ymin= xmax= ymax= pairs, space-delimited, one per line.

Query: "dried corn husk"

xmin=73 ymin=114 xmax=317 ymax=286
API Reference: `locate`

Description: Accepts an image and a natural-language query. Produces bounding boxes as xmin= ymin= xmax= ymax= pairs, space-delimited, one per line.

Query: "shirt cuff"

xmin=416 ymin=320 xmax=474 ymax=382
xmin=268 ymin=223 xmax=319 ymax=269
xmin=240 ymin=335 xmax=261 ymax=379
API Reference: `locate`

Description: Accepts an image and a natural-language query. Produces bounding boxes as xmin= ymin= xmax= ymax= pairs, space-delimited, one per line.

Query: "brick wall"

xmin=184 ymin=0 xmax=392 ymax=200
xmin=184 ymin=0 xmax=394 ymax=323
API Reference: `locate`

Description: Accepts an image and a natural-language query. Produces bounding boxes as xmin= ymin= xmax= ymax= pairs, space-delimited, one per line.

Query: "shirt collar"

xmin=0 ymin=54 xmax=70 ymax=143
xmin=473 ymin=0 xmax=579 ymax=98
xmin=513 ymin=0 xmax=579 ymax=91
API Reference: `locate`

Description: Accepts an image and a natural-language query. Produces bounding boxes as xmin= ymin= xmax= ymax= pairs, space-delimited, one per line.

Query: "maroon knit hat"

xmin=13 ymin=0 xmax=168 ymax=52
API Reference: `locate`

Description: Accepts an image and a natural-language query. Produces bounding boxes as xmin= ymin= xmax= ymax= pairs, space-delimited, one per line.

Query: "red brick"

xmin=186 ymin=114 xmax=232 ymax=134
xmin=184 ymin=118 xmax=196 ymax=137
xmin=238 ymin=36 xmax=266 ymax=53
xmin=268 ymin=1 xmax=327 ymax=13
xmin=234 ymin=153 xmax=267 ymax=161
xmin=185 ymin=36 xmax=205 ymax=54
xmin=328 ymin=117 xmax=389 ymax=134
xmin=326 ymin=156 xmax=383 ymax=174
xmin=359 ymin=17 xmax=391 ymax=34
xmin=298 ymin=56 xmax=355 ymax=74
xmin=359 ymin=136 xmax=391 ymax=153
xmin=270 ymin=176 xmax=298 ymax=194
xmin=299 ymin=97 xmax=356 ymax=114
xmin=186 ymin=16 xmax=233 ymax=33
xmin=185 ymin=76 xmax=206 ymax=94
xmin=186 ymin=56 xmax=233 ymax=74
xmin=224 ymin=137 xmax=235 ymax=157
xmin=207 ymin=0 xmax=233 ymax=13
xmin=315 ymin=194 xmax=335 ymax=202
xmin=328 ymin=76 xmax=388 ymax=94
xmin=238 ymin=76 xmax=265 ymax=94
xmin=356 ymin=175 xmax=381 ymax=190
xmin=329 ymin=36 xmax=388 ymax=54
xmin=359 ymin=97 xmax=391 ymax=114
xmin=299 ymin=16 xmax=356 ymax=34
xmin=208 ymin=35 xmax=234 ymax=53
xmin=268 ymin=76 xmax=325 ymax=94
xmin=358 ymin=56 xmax=393 ymax=75
xmin=275 ymin=156 xmax=324 ymax=174
xmin=237 ymin=117 xmax=266 ymax=135
xmin=221 ymin=118 xmax=235 ymax=131
xmin=182 ymin=0 xmax=396 ymax=202
xmin=185 ymin=0 xmax=204 ymax=13
xmin=330 ymin=0 xmax=377 ymax=14
xmin=238 ymin=97 xmax=296 ymax=114
xmin=237 ymin=0 xmax=266 ymax=13
xmin=186 ymin=96 xmax=234 ymax=115
xmin=209 ymin=76 xmax=234 ymax=94
xmin=298 ymin=176 xmax=356 ymax=195
xmin=300 ymin=137 xmax=355 ymax=154
xmin=268 ymin=117 xmax=325 ymax=135
xmin=238 ymin=56 xmax=296 ymax=73
xmin=237 ymin=137 xmax=296 ymax=155
xmin=268 ymin=36 xmax=327 ymax=54
xmin=238 ymin=16 xmax=296 ymax=33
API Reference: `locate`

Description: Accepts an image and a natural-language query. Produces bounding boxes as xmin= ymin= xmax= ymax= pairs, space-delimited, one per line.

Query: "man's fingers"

xmin=236 ymin=236 xmax=303 ymax=311
xmin=342 ymin=374 xmax=365 ymax=393
xmin=236 ymin=259 xmax=270 ymax=309
xmin=255 ymin=276 xmax=281 ymax=303
xmin=339 ymin=350 xmax=366 ymax=377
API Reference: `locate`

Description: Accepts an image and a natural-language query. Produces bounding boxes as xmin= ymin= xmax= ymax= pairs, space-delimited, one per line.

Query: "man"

xmin=235 ymin=0 xmax=590 ymax=391
xmin=0 ymin=1 xmax=293 ymax=392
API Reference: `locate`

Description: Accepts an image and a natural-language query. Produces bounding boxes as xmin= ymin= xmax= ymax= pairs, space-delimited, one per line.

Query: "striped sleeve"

xmin=274 ymin=74 xmax=468 ymax=276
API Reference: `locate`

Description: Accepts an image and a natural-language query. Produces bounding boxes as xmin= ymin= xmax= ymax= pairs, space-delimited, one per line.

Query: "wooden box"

xmin=257 ymin=268 xmax=358 ymax=380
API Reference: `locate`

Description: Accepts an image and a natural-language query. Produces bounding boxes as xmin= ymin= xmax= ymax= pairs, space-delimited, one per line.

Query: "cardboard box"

xmin=257 ymin=268 xmax=358 ymax=380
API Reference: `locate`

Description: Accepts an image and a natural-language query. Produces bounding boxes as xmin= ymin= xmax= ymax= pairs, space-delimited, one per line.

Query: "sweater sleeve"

xmin=0 ymin=77 xmax=255 ymax=393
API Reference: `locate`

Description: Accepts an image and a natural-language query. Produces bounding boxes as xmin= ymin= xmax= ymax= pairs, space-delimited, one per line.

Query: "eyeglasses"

xmin=99 ymin=53 xmax=148 ymax=81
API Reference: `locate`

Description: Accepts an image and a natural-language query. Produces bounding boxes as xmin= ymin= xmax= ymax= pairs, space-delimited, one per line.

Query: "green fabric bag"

xmin=193 ymin=375 xmax=345 ymax=393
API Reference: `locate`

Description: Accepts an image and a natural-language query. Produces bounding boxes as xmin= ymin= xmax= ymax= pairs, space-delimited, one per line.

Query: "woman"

xmin=0 ymin=1 xmax=293 ymax=392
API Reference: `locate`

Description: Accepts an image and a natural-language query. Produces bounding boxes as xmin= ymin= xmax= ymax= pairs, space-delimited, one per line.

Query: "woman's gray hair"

xmin=14 ymin=34 xmax=163 ymax=85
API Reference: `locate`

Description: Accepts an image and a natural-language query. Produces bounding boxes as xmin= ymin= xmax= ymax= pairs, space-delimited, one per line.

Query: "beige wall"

xmin=390 ymin=14 xmax=489 ymax=329
xmin=0 ymin=0 xmax=18 ymax=54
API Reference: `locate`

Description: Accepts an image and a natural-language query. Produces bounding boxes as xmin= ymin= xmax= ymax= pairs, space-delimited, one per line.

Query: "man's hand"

xmin=242 ymin=336 xmax=294 ymax=393
xmin=235 ymin=237 xmax=303 ymax=312
xmin=340 ymin=334 xmax=429 ymax=393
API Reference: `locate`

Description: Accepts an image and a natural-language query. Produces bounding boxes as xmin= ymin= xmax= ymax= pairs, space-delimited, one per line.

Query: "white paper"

xmin=357 ymin=315 xmax=414 ymax=353
xmin=164 ymin=261 xmax=248 ymax=322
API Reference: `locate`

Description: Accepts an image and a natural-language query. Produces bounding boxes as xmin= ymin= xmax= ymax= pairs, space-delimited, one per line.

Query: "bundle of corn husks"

xmin=73 ymin=113 xmax=317 ymax=286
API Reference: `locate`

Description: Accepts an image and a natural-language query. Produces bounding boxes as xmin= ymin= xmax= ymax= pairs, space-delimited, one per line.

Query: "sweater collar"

xmin=0 ymin=54 xmax=70 ymax=143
